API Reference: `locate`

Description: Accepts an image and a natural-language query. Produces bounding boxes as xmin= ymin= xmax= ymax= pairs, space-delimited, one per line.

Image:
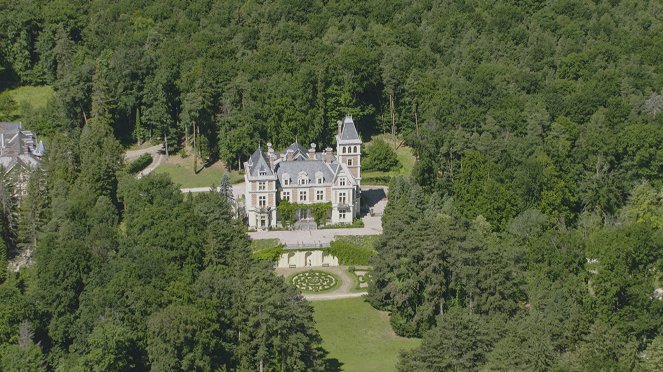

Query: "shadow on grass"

xmin=323 ymin=357 xmax=343 ymax=372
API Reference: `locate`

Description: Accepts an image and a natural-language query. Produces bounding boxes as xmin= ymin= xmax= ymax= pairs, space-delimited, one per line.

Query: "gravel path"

xmin=137 ymin=152 xmax=163 ymax=179
xmin=124 ymin=144 xmax=163 ymax=161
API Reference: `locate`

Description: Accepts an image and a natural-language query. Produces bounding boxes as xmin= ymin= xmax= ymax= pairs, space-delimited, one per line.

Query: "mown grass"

xmin=313 ymin=298 xmax=420 ymax=372
xmin=362 ymin=134 xmax=416 ymax=184
xmin=153 ymin=154 xmax=243 ymax=188
xmin=0 ymin=86 xmax=55 ymax=121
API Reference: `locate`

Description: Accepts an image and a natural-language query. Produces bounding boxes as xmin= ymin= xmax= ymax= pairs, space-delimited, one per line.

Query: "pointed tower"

xmin=336 ymin=115 xmax=362 ymax=183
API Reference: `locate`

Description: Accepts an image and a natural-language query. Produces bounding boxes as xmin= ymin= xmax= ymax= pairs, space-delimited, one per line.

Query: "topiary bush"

xmin=363 ymin=138 xmax=400 ymax=172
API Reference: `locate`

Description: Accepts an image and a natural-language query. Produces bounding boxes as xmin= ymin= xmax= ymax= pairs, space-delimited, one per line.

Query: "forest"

xmin=0 ymin=0 xmax=662 ymax=370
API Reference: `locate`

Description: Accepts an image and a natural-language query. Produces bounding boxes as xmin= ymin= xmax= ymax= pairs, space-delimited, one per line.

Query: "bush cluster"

xmin=328 ymin=240 xmax=376 ymax=266
xmin=126 ymin=153 xmax=153 ymax=174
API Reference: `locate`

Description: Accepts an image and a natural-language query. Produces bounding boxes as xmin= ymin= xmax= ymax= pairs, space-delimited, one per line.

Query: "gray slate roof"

xmin=0 ymin=122 xmax=42 ymax=173
xmin=287 ymin=142 xmax=308 ymax=159
xmin=247 ymin=148 xmax=273 ymax=177
xmin=275 ymin=159 xmax=336 ymax=185
xmin=339 ymin=116 xmax=361 ymax=142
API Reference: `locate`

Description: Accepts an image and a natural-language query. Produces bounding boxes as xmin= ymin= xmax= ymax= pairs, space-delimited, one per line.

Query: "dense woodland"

xmin=1 ymin=0 xmax=662 ymax=371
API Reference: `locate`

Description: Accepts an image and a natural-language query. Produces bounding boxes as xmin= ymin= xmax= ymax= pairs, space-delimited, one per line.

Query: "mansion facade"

xmin=244 ymin=116 xmax=362 ymax=230
xmin=0 ymin=122 xmax=44 ymax=196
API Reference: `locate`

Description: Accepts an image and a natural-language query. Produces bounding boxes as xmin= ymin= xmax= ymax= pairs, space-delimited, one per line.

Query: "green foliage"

xmin=364 ymin=138 xmax=400 ymax=172
xmin=398 ymin=307 xmax=495 ymax=371
xmin=277 ymin=200 xmax=331 ymax=228
xmin=146 ymin=304 xmax=218 ymax=371
xmin=251 ymin=245 xmax=284 ymax=262
xmin=328 ymin=239 xmax=376 ymax=266
xmin=125 ymin=153 xmax=153 ymax=174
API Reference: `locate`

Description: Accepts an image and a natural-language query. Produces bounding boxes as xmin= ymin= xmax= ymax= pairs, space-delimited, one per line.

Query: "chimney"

xmin=267 ymin=142 xmax=276 ymax=170
xmin=308 ymin=143 xmax=316 ymax=159
xmin=286 ymin=148 xmax=294 ymax=161
xmin=324 ymin=147 xmax=334 ymax=163
xmin=337 ymin=120 xmax=343 ymax=136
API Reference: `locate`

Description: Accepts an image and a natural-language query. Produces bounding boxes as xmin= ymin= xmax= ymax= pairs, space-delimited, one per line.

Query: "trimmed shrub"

xmin=127 ymin=153 xmax=153 ymax=174
xmin=363 ymin=138 xmax=400 ymax=172
xmin=251 ymin=245 xmax=285 ymax=262
xmin=328 ymin=240 xmax=376 ymax=265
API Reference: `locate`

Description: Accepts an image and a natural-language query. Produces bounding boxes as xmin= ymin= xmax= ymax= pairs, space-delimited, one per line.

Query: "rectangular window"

xmin=339 ymin=178 xmax=346 ymax=186
xmin=284 ymin=178 xmax=290 ymax=186
xmin=258 ymin=195 xmax=266 ymax=208
xmin=282 ymin=191 xmax=290 ymax=201
xmin=258 ymin=181 xmax=266 ymax=191
xmin=299 ymin=191 xmax=307 ymax=202
xmin=347 ymin=158 xmax=353 ymax=166
xmin=339 ymin=211 xmax=346 ymax=220
xmin=316 ymin=190 xmax=324 ymax=201
xmin=338 ymin=192 xmax=346 ymax=204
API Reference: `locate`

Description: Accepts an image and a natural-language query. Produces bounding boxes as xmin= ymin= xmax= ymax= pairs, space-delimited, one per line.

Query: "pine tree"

xmin=0 ymin=169 xmax=18 ymax=258
xmin=17 ymin=168 xmax=49 ymax=257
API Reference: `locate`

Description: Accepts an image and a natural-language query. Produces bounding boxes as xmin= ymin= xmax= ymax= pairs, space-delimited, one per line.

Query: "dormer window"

xmin=284 ymin=178 xmax=290 ymax=186
xmin=259 ymin=170 xmax=267 ymax=176
xmin=339 ymin=177 xmax=346 ymax=186
xmin=315 ymin=171 xmax=324 ymax=184
xmin=298 ymin=171 xmax=309 ymax=185
xmin=317 ymin=177 xmax=323 ymax=184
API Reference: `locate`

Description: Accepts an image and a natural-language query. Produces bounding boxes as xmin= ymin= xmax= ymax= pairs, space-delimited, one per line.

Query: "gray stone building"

xmin=0 ymin=122 xmax=44 ymax=195
xmin=244 ymin=116 xmax=362 ymax=230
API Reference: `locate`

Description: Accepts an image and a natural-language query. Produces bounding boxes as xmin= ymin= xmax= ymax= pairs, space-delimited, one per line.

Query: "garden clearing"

xmin=152 ymin=153 xmax=243 ymax=188
xmin=313 ymin=298 xmax=420 ymax=372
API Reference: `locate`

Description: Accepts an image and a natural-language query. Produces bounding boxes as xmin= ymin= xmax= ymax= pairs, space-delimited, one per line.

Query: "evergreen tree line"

xmin=0 ymin=1 xmax=658 ymax=177
xmin=0 ymin=122 xmax=326 ymax=371
xmin=368 ymin=177 xmax=662 ymax=371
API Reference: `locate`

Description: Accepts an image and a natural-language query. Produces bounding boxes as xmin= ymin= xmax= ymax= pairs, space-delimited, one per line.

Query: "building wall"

xmin=276 ymin=249 xmax=339 ymax=268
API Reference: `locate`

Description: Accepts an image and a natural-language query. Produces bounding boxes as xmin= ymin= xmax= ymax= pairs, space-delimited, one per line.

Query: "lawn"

xmin=313 ymin=298 xmax=420 ymax=372
xmin=362 ymin=134 xmax=416 ymax=184
xmin=153 ymin=154 xmax=243 ymax=188
xmin=0 ymin=85 xmax=55 ymax=121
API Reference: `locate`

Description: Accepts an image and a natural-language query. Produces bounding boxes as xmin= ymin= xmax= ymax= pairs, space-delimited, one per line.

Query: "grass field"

xmin=313 ymin=298 xmax=420 ymax=372
xmin=153 ymin=154 xmax=243 ymax=188
xmin=0 ymin=86 xmax=55 ymax=121
xmin=362 ymin=134 xmax=416 ymax=184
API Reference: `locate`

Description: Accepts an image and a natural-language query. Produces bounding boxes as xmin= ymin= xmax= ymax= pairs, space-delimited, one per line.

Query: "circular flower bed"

xmin=290 ymin=270 xmax=338 ymax=293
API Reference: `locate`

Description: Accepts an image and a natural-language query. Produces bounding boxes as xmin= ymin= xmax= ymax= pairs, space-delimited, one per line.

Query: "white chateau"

xmin=244 ymin=116 xmax=362 ymax=230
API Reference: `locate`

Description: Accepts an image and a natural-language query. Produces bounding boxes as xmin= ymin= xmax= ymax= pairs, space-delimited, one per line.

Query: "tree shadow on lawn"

xmin=323 ymin=357 xmax=343 ymax=372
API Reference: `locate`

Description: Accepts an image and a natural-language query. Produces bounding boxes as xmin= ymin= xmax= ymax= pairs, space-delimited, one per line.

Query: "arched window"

xmin=342 ymin=146 xmax=346 ymax=154
xmin=353 ymin=146 xmax=358 ymax=153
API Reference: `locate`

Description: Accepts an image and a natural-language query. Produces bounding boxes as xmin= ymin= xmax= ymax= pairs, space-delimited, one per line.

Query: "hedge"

xmin=327 ymin=240 xmax=376 ymax=266
xmin=127 ymin=153 xmax=153 ymax=174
